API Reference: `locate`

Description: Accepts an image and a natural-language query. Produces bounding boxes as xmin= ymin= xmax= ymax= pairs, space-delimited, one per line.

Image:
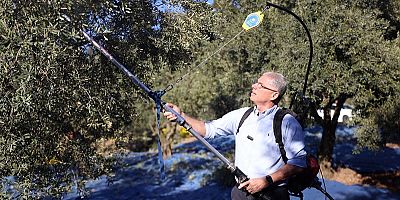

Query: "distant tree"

xmin=258 ymin=0 xmax=399 ymax=163
xmin=274 ymin=0 xmax=400 ymax=162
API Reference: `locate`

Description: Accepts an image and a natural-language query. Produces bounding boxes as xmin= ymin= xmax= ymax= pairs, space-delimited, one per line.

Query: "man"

xmin=164 ymin=72 xmax=307 ymax=200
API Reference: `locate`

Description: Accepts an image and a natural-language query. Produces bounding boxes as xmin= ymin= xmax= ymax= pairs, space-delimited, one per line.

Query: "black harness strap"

xmin=272 ymin=109 xmax=292 ymax=164
xmin=236 ymin=107 xmax=254 ymax=134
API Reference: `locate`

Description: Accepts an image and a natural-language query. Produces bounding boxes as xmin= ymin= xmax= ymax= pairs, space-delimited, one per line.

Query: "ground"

xmin=324 ymin=143 xmax=400 ymax=193
xmin=68 ymin=125 xmax=400 ymax=200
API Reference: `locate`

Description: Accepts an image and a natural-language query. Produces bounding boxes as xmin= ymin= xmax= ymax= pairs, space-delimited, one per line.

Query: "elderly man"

xmin=164 ymin=72 xmax=307 ymax=200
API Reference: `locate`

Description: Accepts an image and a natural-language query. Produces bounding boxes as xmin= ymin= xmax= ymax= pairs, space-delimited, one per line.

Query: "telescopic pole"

xmin=80 ymin=31 xmax=237 ymax=173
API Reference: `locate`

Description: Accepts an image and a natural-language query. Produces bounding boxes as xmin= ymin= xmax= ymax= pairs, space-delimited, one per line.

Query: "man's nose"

xmin=251 ymin=83 xmax=258 ymax=89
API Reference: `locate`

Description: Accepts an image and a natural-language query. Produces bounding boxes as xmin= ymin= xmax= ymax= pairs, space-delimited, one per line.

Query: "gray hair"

xmin=263 ymin=72 xmax=287 ymax=101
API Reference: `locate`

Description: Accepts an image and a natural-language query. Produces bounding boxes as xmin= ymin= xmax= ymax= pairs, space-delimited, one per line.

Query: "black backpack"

xmin=236 ymin=107 xmax=320 ymax=196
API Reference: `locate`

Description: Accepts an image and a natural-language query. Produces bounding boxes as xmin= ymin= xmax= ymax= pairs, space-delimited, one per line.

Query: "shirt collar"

xmin=253 ymin=105 xmax=278 ymax=117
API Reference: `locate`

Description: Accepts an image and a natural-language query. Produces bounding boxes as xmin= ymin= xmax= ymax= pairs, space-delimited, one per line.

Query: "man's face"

xmin=250 ymin=75 xmax=279 ymax=104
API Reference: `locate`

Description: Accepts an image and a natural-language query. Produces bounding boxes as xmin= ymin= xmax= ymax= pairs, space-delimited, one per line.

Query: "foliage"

xmin=0 ymin=0 xmax=214 ymax=198
xmin=355 ymin=93 xmax=400 ymax=152
xmin=377 ymin=96 xmax=400 ymax=143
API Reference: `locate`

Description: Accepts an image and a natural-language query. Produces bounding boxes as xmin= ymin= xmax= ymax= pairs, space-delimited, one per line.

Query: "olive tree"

xmin=0 ymin=0 xmax=214 ymax=198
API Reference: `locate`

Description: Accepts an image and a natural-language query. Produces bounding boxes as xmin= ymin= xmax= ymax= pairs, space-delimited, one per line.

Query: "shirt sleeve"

xmin=204 ymin=107 xmax=250 ymax=139
xmin=282 ymin=115 xmax=307 ymax=168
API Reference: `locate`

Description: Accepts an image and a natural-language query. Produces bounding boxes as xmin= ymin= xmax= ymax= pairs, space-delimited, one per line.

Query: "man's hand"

xmin=238 ymin=177 xmax=269 ymax=194
xmin=163 ymin=103 xmax=182 ymax=121
xmin=163 ymin=102 xmax=207 ymax=137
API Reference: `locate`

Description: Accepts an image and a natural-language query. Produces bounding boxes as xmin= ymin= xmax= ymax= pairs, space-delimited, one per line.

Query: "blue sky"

xmin=154 ymin=0 xmax=214 ymax=12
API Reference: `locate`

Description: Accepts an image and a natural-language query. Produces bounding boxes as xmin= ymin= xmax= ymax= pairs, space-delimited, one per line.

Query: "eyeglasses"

xmin=252 ymin=80 xmax=278 ymax=92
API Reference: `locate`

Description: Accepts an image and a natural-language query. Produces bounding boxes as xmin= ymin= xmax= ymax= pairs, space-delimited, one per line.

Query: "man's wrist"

xmin=265 ymin=175 xmax=273 ymax=184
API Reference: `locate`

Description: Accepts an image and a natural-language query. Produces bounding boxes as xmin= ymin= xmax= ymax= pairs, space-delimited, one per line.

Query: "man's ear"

xmin=271 ymin=92 xmax=280 ymax=101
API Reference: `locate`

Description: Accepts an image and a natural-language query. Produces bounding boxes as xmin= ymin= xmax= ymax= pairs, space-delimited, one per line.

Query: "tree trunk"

xmin=318 ymin=94 xmax=347 ymax=163
xmin=318 ymin=121 xmax=336 ymax=162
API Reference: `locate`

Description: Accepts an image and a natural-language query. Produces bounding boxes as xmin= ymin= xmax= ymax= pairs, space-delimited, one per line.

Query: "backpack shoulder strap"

xmin=273 ymin=108 xmax=295 ymax=164
xmin=236 ymin=107 xmax=254 ymax=135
